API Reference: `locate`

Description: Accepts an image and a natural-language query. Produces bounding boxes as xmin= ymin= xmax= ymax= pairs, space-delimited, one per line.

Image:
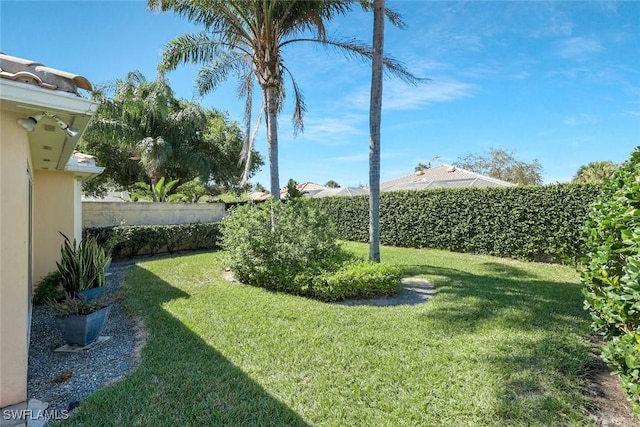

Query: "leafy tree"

xmin=87 ymin=71 xmax=210 ymax=188
xmin=80 ymin=74 xmax=261 ymax=196
xmin=414 ymin=162 xmax=431 ymax=172
xmin=572 ymin=160 xmax=618 ymax=184
xmin=325 ymin=180 xmax=340 ymax=188
xmin=285 ymin=179 xmax=305 ymax=200
xmin=130 ymin=177 xmax=180 ymax=202
xmin=149 ymin=0 xmax=417 ymax=200
xmin=253 ymin=182 xmax=267 ymax=193
xmin=455 ymin=147 xmax=543 ymax=185
xmin=167 ymin=178 xmax=207 ymax=203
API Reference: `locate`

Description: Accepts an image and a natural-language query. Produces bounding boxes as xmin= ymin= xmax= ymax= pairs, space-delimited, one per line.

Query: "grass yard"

xmin=60 ymin=242 xmax=594 ymax=426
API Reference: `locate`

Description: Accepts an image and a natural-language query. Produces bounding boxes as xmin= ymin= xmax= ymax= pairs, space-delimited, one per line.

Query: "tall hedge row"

xmin=582 ymin=148 xmax=640 ymax=413
xmin=84 ymin=223 xmax=221 ymax=259
xmin=313 ymin=183 xmax=601 ymax=262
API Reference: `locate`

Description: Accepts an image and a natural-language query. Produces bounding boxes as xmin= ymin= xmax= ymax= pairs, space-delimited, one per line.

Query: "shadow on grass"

xmin=400 ymin=262 xmax=587 ymax=332
xmin=62 ymin=264 xmax=310 ymax=427
xmin=402 ymin=262 xmax=592 ymax=424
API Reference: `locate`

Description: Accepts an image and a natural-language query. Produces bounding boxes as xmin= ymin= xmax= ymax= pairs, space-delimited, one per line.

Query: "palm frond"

xmin=281 ymin=64 xmax=306 ymax=135
xmin=284 ymin=36 xmax=427 ymax=86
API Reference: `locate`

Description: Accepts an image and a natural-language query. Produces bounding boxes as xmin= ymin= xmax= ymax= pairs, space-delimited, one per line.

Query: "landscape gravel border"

xmin=27 ymin=260 xmax=142 ymax=413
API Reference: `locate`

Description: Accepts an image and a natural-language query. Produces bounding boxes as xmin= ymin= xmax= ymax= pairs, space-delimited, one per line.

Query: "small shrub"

xmin=33 ymin=271 xmax=62 ymax=305
xmin=582 ymin=147 xmax=640 ymax=414
xmin=300 ymin=261 xmax=402 ymax=302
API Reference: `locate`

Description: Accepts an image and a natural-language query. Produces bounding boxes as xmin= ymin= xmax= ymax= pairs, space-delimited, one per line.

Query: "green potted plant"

xmin=57 ymin=233 xmax=111 ymax=301
xmin=47 ymin=233 xmax=112 ymax=347
xmin=48 ymin=296 xmax=111 ymax=347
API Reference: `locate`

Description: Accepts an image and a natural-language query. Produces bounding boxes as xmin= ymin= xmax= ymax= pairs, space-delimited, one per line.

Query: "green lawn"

xmin=61 ymin=242 xmax=595 ymax=426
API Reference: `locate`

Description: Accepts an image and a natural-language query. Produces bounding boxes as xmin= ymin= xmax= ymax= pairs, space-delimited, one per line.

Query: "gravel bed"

xmin=27 ymin=260 xmax=141 ymax=413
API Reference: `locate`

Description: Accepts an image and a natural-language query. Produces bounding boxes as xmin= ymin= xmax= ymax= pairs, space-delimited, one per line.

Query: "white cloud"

xmin=563 ymin=113 xmax=597 ymax=126
xmin=383 ymin=79 xmax=477 ymax=110
xmin=624 ymin=110 xmax=640 ymax=117
xmin=299 ymin=114 xmax=365 ymax=145
xmin=326 ymin=153 xmax=368 ymax=163
xmin=348 ymin=79 xmax=476 ymax=112
xmin=556 ymin=36 xmax=604 ymax=60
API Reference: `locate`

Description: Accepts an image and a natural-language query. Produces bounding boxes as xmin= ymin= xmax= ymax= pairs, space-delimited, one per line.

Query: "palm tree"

xmin=572 ymin=160 xmax=618 ymax=184
xmin=148 ymin=0 xmax=417 ymax=200
xmin=89 ymin=71 xmax=211 ymax=187
xmin=368 ymin=0 xmax=384 ymax=262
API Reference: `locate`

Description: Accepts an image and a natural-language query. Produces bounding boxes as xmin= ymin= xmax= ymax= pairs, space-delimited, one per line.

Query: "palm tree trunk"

xmin=369 ymin=0 xmax=384 ymax=263
xmin=264 ymin=85 xmax=280 ymax=201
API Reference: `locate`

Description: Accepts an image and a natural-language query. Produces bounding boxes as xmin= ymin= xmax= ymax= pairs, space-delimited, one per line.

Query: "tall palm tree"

xmin=89 ymin=71 xmax=211 ymax=187
xmin=148 ymin=0 xmax=417 ymax=200
xmin=368 ymin=0 xmax=384 ymax=262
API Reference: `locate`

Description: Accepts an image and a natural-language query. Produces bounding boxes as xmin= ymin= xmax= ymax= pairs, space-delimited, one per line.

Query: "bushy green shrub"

xmin=313 ymin=183 xmax=601 ymax=262
xmin=84 ymin=223 xmax=221 ymax=258
xmin=582 ymin=148 xmax=640 ymax=414
xmin=221 ymin=200 xmax=402 ymax=301
xmin=33 ymin=271 xmax=62 ymax=305
xmin=221 ymin=200 xmax=343 ymax=293
xmin=299 ymin=261 xmax=402 ymax=302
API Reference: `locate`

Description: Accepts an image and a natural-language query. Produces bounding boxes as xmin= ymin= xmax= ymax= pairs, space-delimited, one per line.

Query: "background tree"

xmin=415 ymin=162 xmax=431 ymax=172
xmin=285 ymin=179 xmax=304 ymax=199
xmin=150 ymin=0 xmax=417 ymax=200
xmin=325 ymin=180 xmax=340 ymax=188
xmin=455 ymin=147 xmax=543 ymax=185
xmin=88 ymin=71 xmax=210 ymax=187
xmin=80 ymin=74 xmax=262 ymax=196
xmin=572 ymin=160 xmax=618 ymax=184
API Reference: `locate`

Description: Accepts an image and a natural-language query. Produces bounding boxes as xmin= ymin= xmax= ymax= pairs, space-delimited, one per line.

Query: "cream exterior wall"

xmin=83 ymin=202 xmax=227 ymax=228
xmin=32 ymin=170 xmax=77 ymax=283
xmin=0 ymin=111 xmax=32 ymax=407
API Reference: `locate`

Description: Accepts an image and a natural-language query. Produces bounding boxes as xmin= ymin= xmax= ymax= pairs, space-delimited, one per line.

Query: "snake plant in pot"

xmin=47 ymin=233 xmax=112 ymax=347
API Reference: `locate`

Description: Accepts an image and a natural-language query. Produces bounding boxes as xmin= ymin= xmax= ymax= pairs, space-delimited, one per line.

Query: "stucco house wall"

xmin=0 ymin=110 xmax=33 ymax=407
xmin=33 ymin=170 xmax=78 ymax=283
xmin=0 ymin=53 xmax=101 ymax=410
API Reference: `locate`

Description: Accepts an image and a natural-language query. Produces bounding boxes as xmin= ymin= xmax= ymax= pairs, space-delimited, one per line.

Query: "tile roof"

xmin=381 ymin=165 xmax=515 ymax=191
xmin=0 ymin=52 xmax=92 ymax=95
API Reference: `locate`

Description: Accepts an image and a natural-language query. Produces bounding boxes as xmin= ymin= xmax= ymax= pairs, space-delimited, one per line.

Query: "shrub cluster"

xmin=297 ymin=261 xmax=402 ymax=302
xmin=84 ymin=223 xmax=221 ymax=258
xmin=582 ymin=148 xmax=640 ymax=414
xmin=313 ymin=183 xmax=601 ymax=262
xmin=221 ymin=200 xmax=401 ymax=301
xmin=33 ymin=271 xmax=62 ymax=305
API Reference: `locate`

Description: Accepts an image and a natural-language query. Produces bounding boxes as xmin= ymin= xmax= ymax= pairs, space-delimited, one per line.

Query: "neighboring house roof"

xmin=0 ymin=52 xmax=92 ymax=95
xmin=280 ymin=182 xmax=328 ymax=198
xmin=381 ymin=165 xmax=516 ymax=192
xmin=312 ymin=187 xmax=369 ymax=198
xmin=248 ymin=191 xmax=271 ymax=202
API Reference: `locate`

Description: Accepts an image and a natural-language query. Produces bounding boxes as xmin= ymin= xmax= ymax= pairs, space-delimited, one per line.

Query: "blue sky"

xmin=1 ymin=1 xmax=639 ymax=188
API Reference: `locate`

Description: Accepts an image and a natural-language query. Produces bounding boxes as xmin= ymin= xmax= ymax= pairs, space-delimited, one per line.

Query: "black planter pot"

xmin=55 ymin=305 xmax=111 ymax=347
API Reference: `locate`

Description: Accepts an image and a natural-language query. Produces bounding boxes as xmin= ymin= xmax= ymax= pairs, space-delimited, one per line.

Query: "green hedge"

xmin=313 ymin=183 xmax=601 ymax=262
xmin=581 ymin=148 xmax=640 ymax=414
xmin=84 ymin=223 xmax=221 ymax=258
